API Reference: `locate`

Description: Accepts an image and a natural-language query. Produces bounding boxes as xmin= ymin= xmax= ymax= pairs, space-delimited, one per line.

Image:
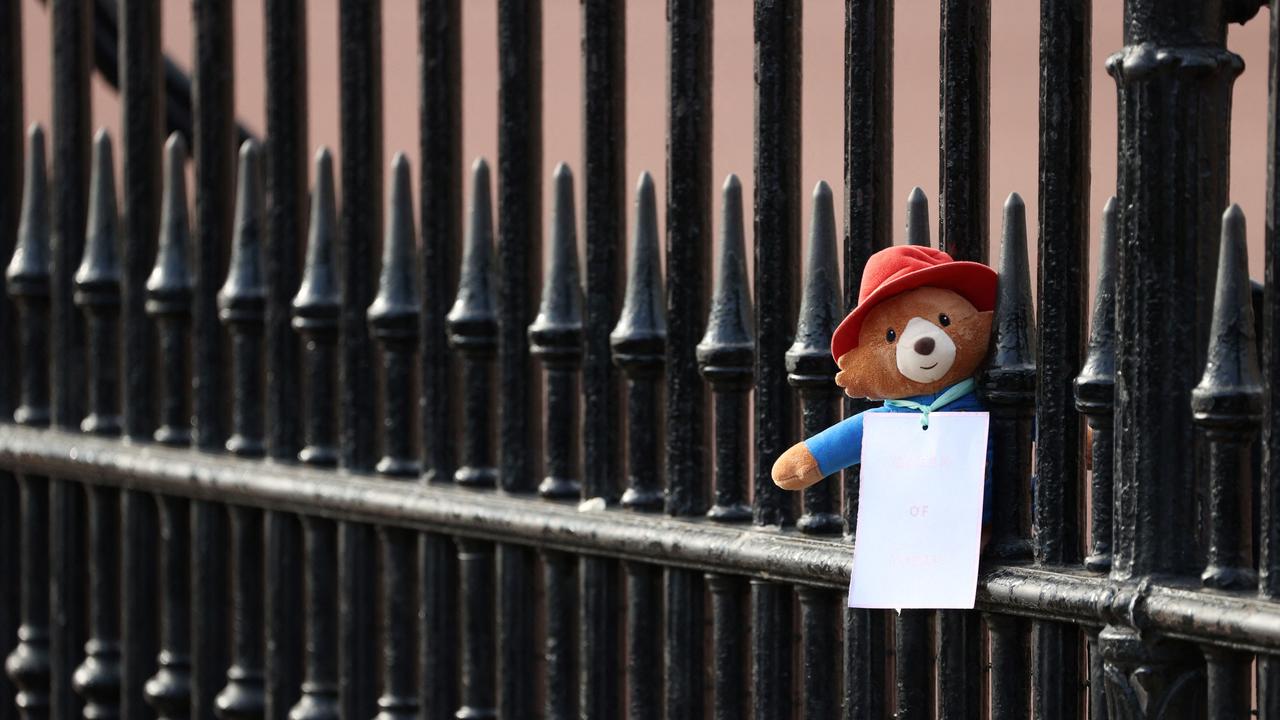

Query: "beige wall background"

xmin=16 ymin=0 xmax=1277 ymax=289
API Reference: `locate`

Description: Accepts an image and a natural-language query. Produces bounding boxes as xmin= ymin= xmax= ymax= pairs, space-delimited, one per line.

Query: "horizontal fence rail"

xmin=2 ymin=0 xmax=1280 ymax=719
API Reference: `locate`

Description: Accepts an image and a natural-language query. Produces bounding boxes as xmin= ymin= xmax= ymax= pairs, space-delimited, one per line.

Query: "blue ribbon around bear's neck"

xmin=883 ymin=377 xmax=977 ymax=430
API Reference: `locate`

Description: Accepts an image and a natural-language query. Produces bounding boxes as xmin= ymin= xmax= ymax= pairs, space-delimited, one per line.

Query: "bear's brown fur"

xmin=771 ymin=286 xmax=992 ymax=491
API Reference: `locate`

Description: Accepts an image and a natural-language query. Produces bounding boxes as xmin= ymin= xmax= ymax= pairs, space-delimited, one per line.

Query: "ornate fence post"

xmin=1103 ymin=2 xmax=1245 ymax=714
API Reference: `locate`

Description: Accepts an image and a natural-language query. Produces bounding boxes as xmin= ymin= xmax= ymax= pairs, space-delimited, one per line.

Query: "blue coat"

xmin=802 ymin=379 xmax=994 ymax=523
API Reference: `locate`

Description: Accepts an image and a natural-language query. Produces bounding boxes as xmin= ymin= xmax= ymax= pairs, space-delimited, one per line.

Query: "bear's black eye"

xmin=885 ymin=328 xmax=896 ymax=343
xmin=938 ymin=313 xmax=951 ymax=327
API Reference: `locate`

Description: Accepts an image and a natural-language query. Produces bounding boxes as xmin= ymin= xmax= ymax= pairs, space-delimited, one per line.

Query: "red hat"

xmin=830 ymin=245 xmax=997 ymax=360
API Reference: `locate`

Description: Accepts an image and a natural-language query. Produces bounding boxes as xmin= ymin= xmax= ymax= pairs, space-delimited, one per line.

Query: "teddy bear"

xmin=771 ymin=245 xmax=998 ymax=542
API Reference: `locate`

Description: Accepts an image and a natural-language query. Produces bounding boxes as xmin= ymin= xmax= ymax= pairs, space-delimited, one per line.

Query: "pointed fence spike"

xmin=292 ymin=147 xmax=341 ymax=328
xmin=611 ymin=171 xmax=666 ymax=361
xmin=697 ymin=174 xmax=753 ymax=370
xmin=1195 ymin=204 xmax=1262 ymax=591
xmin=448 ymin=158 xmax=498 ymax=341
xmin=368 ymin=153 xmax=421 ymax=338
xmin=1076 ymin=196 xmax=1118 ymax=410
xmin=219 ymin=140 xmax=267 ymax=322
xmin=530 ymin=162 xmax=583 ymax=351
xmin=787 ymin=181 xmax=841 ymax=376
xmin=531 ymin=163 xmax=584 ymax=498
xmin=989 ymin=192 xmax=1035 ymax=371
xmin=75 ymin=130 xmax=121 ymax=304
xmin=146 ymin=133 xmax=193 ymax=315
xmin=1193 ymin=204 xmax=1263 ymax=419
xmin=8 ymin=124 xmax=50 ymax=296
xmin=906 ymin=186 xmax=930 ymax=247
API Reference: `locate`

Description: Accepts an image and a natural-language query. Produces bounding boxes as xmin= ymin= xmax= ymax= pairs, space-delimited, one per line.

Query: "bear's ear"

xmin=835 ymin=345 xmax=902 ymax=400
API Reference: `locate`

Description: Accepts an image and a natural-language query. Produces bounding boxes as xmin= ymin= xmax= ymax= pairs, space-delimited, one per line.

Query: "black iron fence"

xmin=2 ymin=0 xmax=1279 ymax=718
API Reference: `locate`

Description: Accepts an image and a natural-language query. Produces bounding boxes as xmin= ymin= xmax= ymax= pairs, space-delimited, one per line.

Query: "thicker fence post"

xmin=1104 ymin=2 xmax=1241 ymax=715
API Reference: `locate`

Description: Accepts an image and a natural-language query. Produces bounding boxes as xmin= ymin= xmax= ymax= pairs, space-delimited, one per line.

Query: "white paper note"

xmin=848 ymin=411 xmax=989 ymax=610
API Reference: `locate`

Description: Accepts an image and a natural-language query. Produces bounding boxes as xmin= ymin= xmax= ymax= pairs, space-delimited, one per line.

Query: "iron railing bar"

xmin=10 ymin=423 xmax=1280 ymax=656
xmin=62 ymin=0 xmax=257 ymax=150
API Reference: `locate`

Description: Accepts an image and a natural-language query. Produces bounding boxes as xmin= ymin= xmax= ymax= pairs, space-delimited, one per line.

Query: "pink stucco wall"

xmin=15 ymin=1 xmax=1277 ymax=285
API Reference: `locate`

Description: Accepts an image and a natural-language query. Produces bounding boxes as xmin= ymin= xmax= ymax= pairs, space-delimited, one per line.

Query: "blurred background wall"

xmin=14 ymin=0 xmax=1276 ymax=287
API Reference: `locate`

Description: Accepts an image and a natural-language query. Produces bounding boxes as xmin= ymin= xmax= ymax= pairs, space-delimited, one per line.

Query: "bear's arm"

xmin=802 ymin=411 xmax=869 ymax=477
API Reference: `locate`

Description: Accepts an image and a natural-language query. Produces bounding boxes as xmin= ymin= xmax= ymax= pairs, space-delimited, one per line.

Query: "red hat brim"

xmin=830 ymin=260 xmax=997 ymax=361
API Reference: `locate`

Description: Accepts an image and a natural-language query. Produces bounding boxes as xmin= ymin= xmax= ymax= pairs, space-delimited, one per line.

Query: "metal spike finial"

xmin=988 ymin=192 xmax=1036 ymax=376
xmin=74 ymin=130 xmax=121 ymax=307
xmin=292 ymin=147 xmax=341 ymax=329
xmin=1195 ymin=204 xmax=1262 ymax=592
xmin=8 ymin=124 xmax=50 ymax=298
xmin=448 ymin=158 xmax=499 ymax=489
xmin=906 ymin=186 xmax=930 ymax=247
xmin=697 ymin=174 xmax=753 ymax=375
xmin=787 ymin=181 xmax=841 ymax=380
xmin=219 ymin=140 xmax=267 ymax=323
xmin=530 ymin=163 xmax=584 ymax=499
xmin=610 ymin=171 xmax=666 ymax=362
xmin=1192 ymin=204 xmax=1263 ymax=422
xmin=146 ymin=133 xmax=193 ymax=316
xmin=447 ymin=158 xmax=498 ymax=345
xmin=368 ymin=152 xmax=421 ymax=340
xmin=1076 ymin=196 xmax=1118 ymax=413
xmin=529 ymin=163 xmax=584 ymax=355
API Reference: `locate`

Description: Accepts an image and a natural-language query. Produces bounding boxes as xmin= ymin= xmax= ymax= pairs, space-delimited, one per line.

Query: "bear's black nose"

xmin=914 ymin=337 xmax=935 ymax=355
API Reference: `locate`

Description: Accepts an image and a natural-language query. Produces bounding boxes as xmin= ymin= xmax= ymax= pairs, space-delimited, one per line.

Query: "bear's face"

xmin=834 ymin=286 xmax=992 ymax=400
